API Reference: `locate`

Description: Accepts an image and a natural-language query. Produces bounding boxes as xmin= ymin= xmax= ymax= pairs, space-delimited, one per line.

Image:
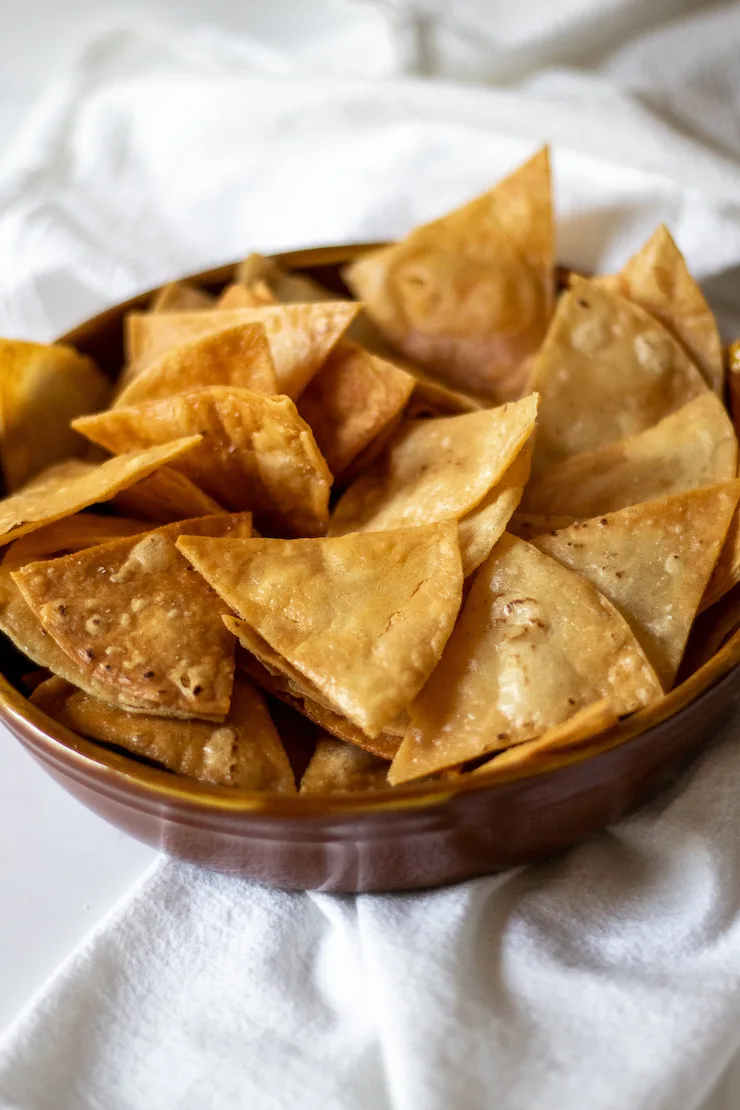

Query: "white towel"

xmin=2 ymin=6 xmax=740 ymax=1108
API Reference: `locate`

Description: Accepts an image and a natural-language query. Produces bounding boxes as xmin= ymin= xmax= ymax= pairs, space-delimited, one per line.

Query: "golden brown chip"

xmin=0 ymin=515 xmax=150 ymax=692
xmin=0 ymin=339 xmax=111 ymax=492
xmin=701 ymin=503 xmax=740 ymax=611
xmin=114 ymin=323 xmax=278 ymax=407
xmin=729 ymin=341 xmax=740 ymax=432
xmin=300 ymin=734 xmax=391 ymax=794
xmin=112 ymin=466 xmax=223 ymax=523
xmin=404 ymin=372 xmax=483 ymax=420
xmin=457 ymin=438 xmax=532 ymax=576
xmin=681 ymin=583 xmax=740 ymax=677
xmin=532 ymin=483 xmax=740 ymax=689
xmin=178 ymin=523 xmax=463 ymax=738
xmin=218 ymin=281 xmax=277 ymax=309
xmin=599 ymin=226 xmax=723 ymax=394
xmin=72 ymin=388 xmax=331 ymax=537
xmin=343 ymin=148 xmax=553 ymax=402
xmin=13 ymin=513 xmax=253 ymax=719
xmin=123 ymin=302 xmax=360 ymax=399
xmin=296 ymin=341 xmax=414 ymax=478
xmin=0 ymin=437 xmax=201 ymax=547
xmin=507 ymin=513 xmax=580 ymax=541
xmin=388 ymin=534 xmax=662 ymax=783
xmin=230 ymin=616 xmax=402 ymax=759
xmin=235 ymin=254 xmax=337 ymax=305
xmin=521 ymin=393 xmax=737 ymax=519
xmin=31 ymin=674 xmax=295 ymax=791
xmin=329 ymin=394 xmax=537 ymax=541
xmin=150 ymin=281 xmax=215 ymax=314
xmin=471 ymin=700 xmax=619 ymax=782
xmin=530 ymin=276 xmax=708 ymax=474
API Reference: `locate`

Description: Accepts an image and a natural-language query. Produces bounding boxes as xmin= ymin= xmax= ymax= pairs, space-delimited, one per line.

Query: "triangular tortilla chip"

xmin=296 ymin=341 xmax=414 ymax=478
xmin=599 ymin=226 xmax=723 ymax=394
xmin=404 ymin=372 xmax=483 ymax=420
xmin=113 ymin=466 xmax=223 ymax=523
xmin=13 ymin=513 xmax=253 ymax=719
xmin=530 ymin=276 xmax=708 ymax=474
xmin=329 ymin=394 xmax=538 ymax=539
xmin=682 ymin=582 xmax=740 ymax=678
xmin=508 ymin=513 xmax=580 ymax=541
xmin=343 ymin=148 xmax=554 ymax=402
xmin=114 ymin=323 xmax=278 ymax=407
xmin=531 ymin=482 xmax=740 ymax=688
xmin=72 ymin=388 xmax=331 ymax=537
xmin=388 ymin=534 xmax=662 ymax=783
xmin=0 ymin=437 xmax=201 ymax=547
xmin=32 ymin=675 xmax=295 ymax=792
xmin=218 ymin=282 xmax=276 ymax=309
xmin=235 ymin=253 xmax=336 ymax=305
xmin=150 ymin=281 xmax=215 ymax=314
xmin=729 ymin=341 xmax=740 ymax=431
xmin=457 ymin=438 xmax=532 ymax=575
xmin=700 ymin=501 xmax=740 ymax=611
xmin=522 ymin=393 xmax=737 ymax=519
xmin=0 ymin=515 xmax=149 ymax=690
xmin=471 ymin=700 xmax=619 ymax=783
xmin=0 ymin=339 xmax=111 ymax=492
xmin=178 ymin=523 xmax=463 ymax=737
xmin=230 ymin=615 xmax=404 ymax=758
xmin=123 ymin=302 xmax=360 ymax=398
xmin=300 ymin=735 xmax=391 ymax=794
xmin=233 ymin=627 xmax=402 ymax=760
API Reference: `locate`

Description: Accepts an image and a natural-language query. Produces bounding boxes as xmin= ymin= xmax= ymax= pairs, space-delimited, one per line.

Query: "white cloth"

xmin=2 ymin=5 xmax=740 ymax=1107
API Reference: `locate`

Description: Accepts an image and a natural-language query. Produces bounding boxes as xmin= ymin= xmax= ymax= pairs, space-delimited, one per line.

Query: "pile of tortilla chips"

xmin=3 ymin=145 xmax=740 ymax=796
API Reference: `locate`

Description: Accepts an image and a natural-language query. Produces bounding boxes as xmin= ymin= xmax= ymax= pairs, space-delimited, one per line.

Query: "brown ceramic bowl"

xmin=2 ymin=245 xmax=740 ymax=893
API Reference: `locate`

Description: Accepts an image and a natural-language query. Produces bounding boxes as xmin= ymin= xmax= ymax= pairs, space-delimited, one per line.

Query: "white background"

xmin=0 ymin=0 xmax=355 ymax=1035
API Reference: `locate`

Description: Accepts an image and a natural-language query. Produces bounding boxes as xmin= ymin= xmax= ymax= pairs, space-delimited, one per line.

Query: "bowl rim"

xmin=3 ymin=246 xmax=740 ymax=818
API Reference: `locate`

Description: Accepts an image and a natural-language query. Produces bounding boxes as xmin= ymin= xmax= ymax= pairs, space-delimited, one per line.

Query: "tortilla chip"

xmin=230 ymin=616 xmax=402 ymax=759
xmin=178 ymin=523 xmax=463 ymax=737
xmin=388 ymin=534 xmax=662 ymax=783
xmin=31 ymin=674 xmax=295 ymax=791
xmin=681 ymin=583 xmax=740 ymax=677
xmin=218 ymin=282 xmax=276 ymax=309
xmin=0 ymin=437 xmax=201 ymax=548
xmin=114 ymin=323 xmax=278 ymax=407
xmin=0 ymin=515 xmax=149 ymax=691
xmin=112 ymin=466 xmax=223 ymax=523
xmin=404 ymin=372 xmax=483 ymax=420
xmin=13 ymin=513 xmax=253 ymax=719
xmin=72 ymin=388 xmax=331 ymax=537
xmin=530 ymin=276 xmax=708 ymax=474
xmin=343 ymin=148 xmax=554 ymax=402
xmin=329 ymin=394 xmax=538 ymax=539
xmin=700 ymin=500 xmax=740 ymax=611
xmin=729 ymin=341 xmax=740 ymax=431
xmin=457 ymin=438 xmax=532 ymax=576
xmin=521 ymin=393 xmax=737 ymax=519
xmin=599 ymin=226 xmax=723 ymax=394
xmin=0 ymin=339 xmax=111 ymax=492
xmin=532 ymin=482 xmax=740 ymax=688
xmin=300 ymin=734 xmax=391 ymax=794
xmin=150 ymin=281 xmax=215 ymax=314
xmin=296 ymin=341 xmax=414 ymax=478
xmin=235 ymin=254 xmax=337 ymax=304
xmin=507 ymin=513 xmax=580 ymax=541
xmin=123 ymin=301 xmax=360 ymax=398
xmin=471 ymin=699 xmax=619 ymax=782
xmin=336 ymin=410 xmax=405 ymax=488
